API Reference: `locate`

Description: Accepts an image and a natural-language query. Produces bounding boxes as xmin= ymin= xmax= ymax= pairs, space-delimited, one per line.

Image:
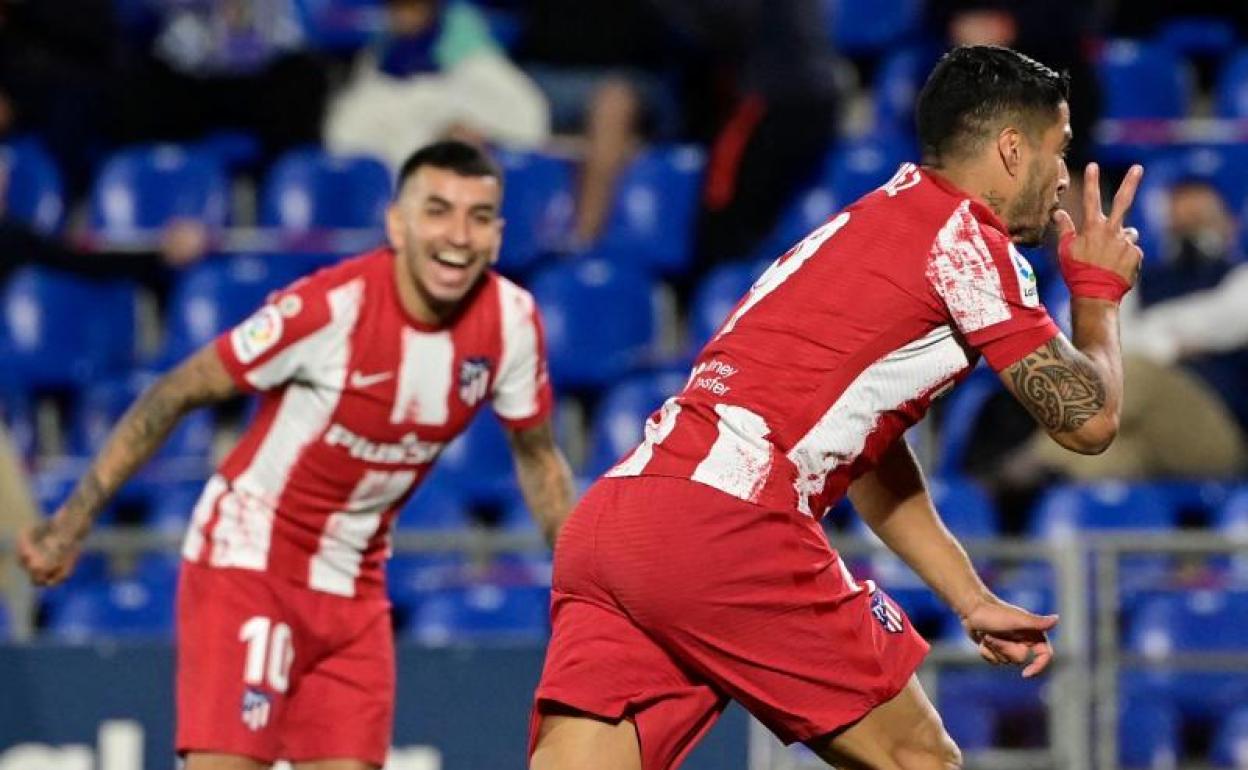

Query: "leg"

xmin=184 ymin=753 xmax=270 ymax=770
xmin=530 ymin=708 xmax=641 ymax=770
xmin=293 ymin=761 xmax=377 ymax=770
xmin=805 ymin=677 xmax=961 ymax=770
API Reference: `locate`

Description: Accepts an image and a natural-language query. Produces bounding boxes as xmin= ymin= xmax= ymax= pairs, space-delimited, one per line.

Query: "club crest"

xmin=458 ymin=357 xmax=492 ymax=407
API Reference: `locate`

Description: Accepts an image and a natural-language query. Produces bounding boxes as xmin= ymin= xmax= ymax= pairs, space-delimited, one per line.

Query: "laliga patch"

xmin=1008 ymin=244 xmax=1041 ymax=308
xmin=277 ymin=294 xmax=303 ymax=318
xmin=231 ymin=305 xmax=284 ymax=364
xmin=868 ymin=581 xmax=905 ymax=634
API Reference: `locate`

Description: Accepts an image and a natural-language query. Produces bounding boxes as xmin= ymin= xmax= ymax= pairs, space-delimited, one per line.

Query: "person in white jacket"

xmin=325 ymin=0 xmax=550 ymax=171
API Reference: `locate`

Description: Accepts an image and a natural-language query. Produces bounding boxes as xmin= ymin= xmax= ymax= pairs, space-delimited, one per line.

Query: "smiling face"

xmin=386 ymin=165 xmax=503 ymax=322
xmin=1006 ymin=101 xmax=1072 ymax=246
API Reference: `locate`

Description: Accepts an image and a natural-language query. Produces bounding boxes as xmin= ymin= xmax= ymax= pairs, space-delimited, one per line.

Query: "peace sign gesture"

xmin=1053 ymin=162 xmax=1144 ymax=288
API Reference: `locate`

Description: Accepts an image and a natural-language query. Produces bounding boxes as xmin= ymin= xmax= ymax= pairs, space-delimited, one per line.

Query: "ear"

xmin=385 ymin=201 xmax=405 ymax=251
xmin=996 ymin=127 xmax=1025 ymax=178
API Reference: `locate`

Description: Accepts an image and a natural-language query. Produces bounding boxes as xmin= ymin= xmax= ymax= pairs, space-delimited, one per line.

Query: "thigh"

xmin=185 ymin=753 xmax=271 ymax=770
xmin=176 ymin=565 xmax=295 ymax=763
xmin=805 ymin=677 xmax=961 ymax=770
xmin=530 ymin=710 xmax=642 ymax=770
xmin=281 ymin=605 xmax=394 ymax=767
xmin=597 ymin=478 xmax=930 ymax=746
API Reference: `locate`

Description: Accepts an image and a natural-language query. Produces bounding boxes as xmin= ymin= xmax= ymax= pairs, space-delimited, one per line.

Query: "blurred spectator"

xmin=0 ymin=0 xmax=121 ymax=196
xmin=324 ymin=0 xmax=549 ymax=171
xmin=514 ymin=0 xmax=678 ymax=248
xmin=0 ymin=422 xmax=37 ymax=592
xmin=661 ymin=0 xmax=843 ymax=274
xmin=931 ymin=0 xmax=1100 ymax=169
xmin=113 ymin=0 xmax=328 ymax=162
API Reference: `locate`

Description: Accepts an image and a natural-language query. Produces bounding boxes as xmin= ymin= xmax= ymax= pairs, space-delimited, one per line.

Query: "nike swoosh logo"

xmin=350 ymin=370 xmax=394 ymax=389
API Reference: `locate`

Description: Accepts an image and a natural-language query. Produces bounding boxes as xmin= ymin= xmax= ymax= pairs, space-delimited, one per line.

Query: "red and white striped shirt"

xmin=608 ymin=164 xmax=1059 ymax=519
xmin=181 ymin=248 xmax=552 ymax=598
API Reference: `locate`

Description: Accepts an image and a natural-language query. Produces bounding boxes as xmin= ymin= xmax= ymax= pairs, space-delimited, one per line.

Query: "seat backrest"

xmin=1097 ymin=40 xmax=1194 ymax=119
xmin=1215 ymin=48 xmax=1248 ymax=118
xmin=1028 ymin=482 xmax=1178 ymax=540
xmin=262 ymin=149 xmax=391 ymax=230
xmin=0 ymin=139 xmax=64 ymax=234
xmin=91 ymin=144 xmax=229 ymax=233
xmin=598 ymin=145 xmax=705 ymax=276
xmin=586 ymin=369 xmax=689 ymax=476
xmin=687 ymin=260 xmax=761 ymax=352
xmin=827 ymin=0 xmax=923 ymax=55
xmin=1128 ymin=589 xmax=1248 ymax=655
xmin=495 ymin=148 xmax=574 ymax=275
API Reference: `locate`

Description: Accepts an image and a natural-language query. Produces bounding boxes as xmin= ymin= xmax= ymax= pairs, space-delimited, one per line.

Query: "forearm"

xmin=848 ymin=442 xmax=989 ymax=616
xmin=514 ymin=449 xmax=576 ymax=547
xmin=1069 ymin=298 xmax=1124 ymax=428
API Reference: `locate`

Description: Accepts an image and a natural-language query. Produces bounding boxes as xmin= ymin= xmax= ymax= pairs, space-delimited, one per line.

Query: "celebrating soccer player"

xmin=18 ymin=140 xmax=576 ymax=770
xmin=529 ymin=46 xmax=1143 ymax=770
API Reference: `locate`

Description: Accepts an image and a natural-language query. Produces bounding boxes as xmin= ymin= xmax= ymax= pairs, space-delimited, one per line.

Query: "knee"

xmin=893 ymin=726 xmax=962 ymax=770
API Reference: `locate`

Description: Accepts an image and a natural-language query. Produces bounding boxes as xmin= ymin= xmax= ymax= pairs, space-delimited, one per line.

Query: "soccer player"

xmin=529 ymin=46 xmax=1143 ymax=770
xmin=18 ymin=140 xmax=576 ymax=770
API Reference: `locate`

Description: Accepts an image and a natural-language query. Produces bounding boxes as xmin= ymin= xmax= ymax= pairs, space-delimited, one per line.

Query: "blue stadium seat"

xmin=1156 ymin=17 xmax=1238 ymax=57
xmin=585 ymin=369 xmax=689 ymax=476
xmin=933 ymin=365 xmax=1001 ymax=478
xmin=146 ymin=480 xmax=210 ymax=535
xmin=825 ymin=0 xmax=923 ymax=55
xmin=823 ymin=137 xmax=916 ymax=210
xmin=929 ymin=477 xmax=1000 ymax=537
xmin=937 ymin=671 xmax=1046 ymax=750
xmin=393 ymin=472 xmax=472 ymax=532
xmin=44 ymin=554 xmax=178 ymax=641
xmin=751 ymin=185 xmax=839 ymax=264
xmin=495 ymin=148 xmax=574 ymax=275
xmin=433 ymin=410 xmax=518 ymax=508
xmin=193 ymin=130 xmax=262 ymax=173
xmin=687 ymin=260 xmax=766 ymax=353
xmin=1119 ymin=695 xmax=1180 ymax=769
xmin=1215 ymin=48 xmax=1248 ymax=119
xmin=0 ymin=597 xmax=11 ymax=640
xmin=529 ymin=259 xmax=659 ymax=391
xmin=90 ymin=144 xmax=229 ymax=233
xmin=261 ymin=148 xmax=391 ymax=230
xmin=0 ymin=138 xmax=65 ymax=234
xmin=1096 ymin=41 xmax=1194 ymax=120
xmin=873 ymin=45 xmax=942 ymax=136
xmin=596 ymin=145 xmax=705 ymax=276
xmin=1128 ymin=589 xmax=1248 ymax=657
xmin=1212 ymin=706 xmax=1248 ymax=769
xmin=1028 ymin=482 xmax=1178 ymax=539
xmin=1215 ymin=487 xmax=1248 ymax=584
xmin=408 ymin=574 xmax=550 ymax=645
xmin=161 ymin=254 xmax=306 ymax=362
xmin=2 ymin=266 xmax=139 ymax=389
xmin=0 ymin=365 xmax=37 ymax=459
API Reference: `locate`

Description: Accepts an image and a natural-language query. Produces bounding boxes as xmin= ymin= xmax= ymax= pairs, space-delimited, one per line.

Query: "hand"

xmin=1054 ymin=163 xmax=1144 ymax=288
xmin=17 ymin=515 xmax=84 ymax=587
xmin=960 ymin=593 xmax=1059 ymax=678
xmin=160 ymin=219 xmax=209 ymax=268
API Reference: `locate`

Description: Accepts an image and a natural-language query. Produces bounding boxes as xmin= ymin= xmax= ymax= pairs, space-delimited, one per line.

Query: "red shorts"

xmin=176 ymin=562 xmax=395 ymax=765
xmin=531 ymin=476 xmax=929 ymax=770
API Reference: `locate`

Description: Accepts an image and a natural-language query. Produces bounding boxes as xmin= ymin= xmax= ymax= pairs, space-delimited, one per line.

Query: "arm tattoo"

xmin=508 ymin=421 xmax=575 ymax=545
xmin=1006 ymin=338 xmax=1107 ymax=433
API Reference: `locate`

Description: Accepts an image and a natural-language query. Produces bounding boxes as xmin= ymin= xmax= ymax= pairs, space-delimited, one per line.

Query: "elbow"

xmin=1057 ymin=413 xmax=1119 ymax=455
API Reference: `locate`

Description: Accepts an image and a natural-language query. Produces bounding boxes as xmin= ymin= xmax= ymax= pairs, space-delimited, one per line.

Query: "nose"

xmin=448 ymin=212 xmax=471 ymax=247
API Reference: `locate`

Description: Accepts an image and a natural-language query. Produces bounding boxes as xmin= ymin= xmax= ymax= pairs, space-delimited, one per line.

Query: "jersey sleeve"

xmin=925 ymin=204 xmax=1060 ymax=371
xmin=492 ymin=285 xmax=554 ymax=430
xmin=213 ymin=276 xmax=336 ymax=393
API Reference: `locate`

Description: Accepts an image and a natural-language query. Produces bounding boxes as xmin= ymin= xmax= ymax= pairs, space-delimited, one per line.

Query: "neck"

xmin=925 ymin=160 xmax=1009 ymax=220
xmin=392 ymin=252 xmax=450 ymax=326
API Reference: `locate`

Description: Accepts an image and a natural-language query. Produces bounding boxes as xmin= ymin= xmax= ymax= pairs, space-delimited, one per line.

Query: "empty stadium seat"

xmin=687 ymin=260 xmax=767 ymax=353
xmin=1 ymin=138 xmax=65 ymax=234
xmin=1212 ymin=706 xmax=1248 ymax=769
xmin=161 ymin=254 xmax=306 ymax=362
xmin=1129 ymin=589 xmax=1248 ymax=658
xmin=1096 ymin=41 xmax=1195 ymax=120
xmin=1215 ymin=487 xmax=1248 ymax=583
xmin=1028 ymin=482 xmax=1178 ymax=540
xmin=146 ymin=480 xmax=211 ymax=535
xmin=1215 ymin=48 xmax=1248 ymax=119
xmin=261 ymin=148 xmax=391 ymax=230
xmin=433 ymin=410 xmax=518 ymax=507
xmin=937 ymin=671 xmax=1047 ymax=750
xmin=825 ymin=0 xmax=924 ymax=55
xmin=393 ymin=472 xmax=472 ymax=532
xmin=873 ymin=45 xmax=942 ymax=137
xmin=193 ymin=130 xmax=263 ymax=173
xmin=1119 ymin=695 xmax=1180 ymax=769
xmin=408 ymin=576 xmax=549 ymax=646
xmin=2 ymin=266 xmax=140 ymax=388
xmin=44 ymin=554 xmax=178 ymax=641
xmin=823 ymin=136 xmax=916 ymax=209
xmin=750 ymin=185 xmax=839 ymax=264
xmin=1157 ymin=17 xmax=1238 ymax=57
xmin=529 ymin=259 xmax=659 ymax=391
xmin=90 ymin=144 xmax=229 ymax=233
xmin=585 ymin=369 xmax=689 ymax=476
xmin=494 ymin=148 xmax=574 ymax=275
xmin=0 ymin=597 xmax=11 ymax=640
xmin=596 ymin=145 xmax=705 ymax=276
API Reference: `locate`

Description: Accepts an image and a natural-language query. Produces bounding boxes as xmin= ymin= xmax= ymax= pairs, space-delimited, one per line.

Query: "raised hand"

xmin=960 ymin=593 xmax=1059 ymax=678
xmin=1053 ymin=162 xmax=1144 ymax=288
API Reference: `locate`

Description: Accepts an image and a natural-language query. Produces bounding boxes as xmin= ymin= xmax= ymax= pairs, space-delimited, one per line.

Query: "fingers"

xmin=1082 ymin=162 xmax=1102 ymax=223
xmin=1052 ymin=208 xmax=1076 ymax=239
xmin=1122 ymin=226 xmax=1139 ymax=245
xmin=1022 ymin=641 xmax=1054 ymax=678
xmin=1108 ymin=164 xmax=1144 ymax=227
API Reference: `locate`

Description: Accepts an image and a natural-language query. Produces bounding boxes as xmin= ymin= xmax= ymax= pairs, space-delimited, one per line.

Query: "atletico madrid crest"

xmin=241 ymin=687 xmax=272 ymax=731
xmin=458 ymin=357 xmax=491 ymax=407
xmin=869 ymin=583 xmax=905 ymax=634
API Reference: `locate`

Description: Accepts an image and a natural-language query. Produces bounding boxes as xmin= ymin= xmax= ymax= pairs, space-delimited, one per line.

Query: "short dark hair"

xmin=916 ymin=45 xmax=1070 ymax=165
xmin=394 ymin=140 xmax=503 ymax=197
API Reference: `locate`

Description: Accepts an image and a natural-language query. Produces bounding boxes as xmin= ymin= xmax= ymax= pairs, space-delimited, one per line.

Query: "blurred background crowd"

xmin=1 ymin=1 xmax=1248 ymax=765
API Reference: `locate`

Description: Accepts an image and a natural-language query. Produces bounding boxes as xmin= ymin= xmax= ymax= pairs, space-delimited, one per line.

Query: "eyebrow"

xmin=421 ymin=195 xmax=497 ymax=214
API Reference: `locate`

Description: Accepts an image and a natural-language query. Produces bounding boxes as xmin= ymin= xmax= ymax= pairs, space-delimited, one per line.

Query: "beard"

xmin=1007 ymin=160 xmax=1056 ymax=247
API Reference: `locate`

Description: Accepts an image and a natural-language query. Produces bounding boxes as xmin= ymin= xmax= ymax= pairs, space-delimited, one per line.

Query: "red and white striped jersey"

xmin=181 ymin=248 xmax=552 ymax=598
xmin=608 ymin=164 xmax=1059 ymax=519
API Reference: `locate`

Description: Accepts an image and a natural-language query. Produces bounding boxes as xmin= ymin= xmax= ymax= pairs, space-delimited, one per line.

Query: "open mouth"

xmin=432 ymin=250 xmax=473 ymax=269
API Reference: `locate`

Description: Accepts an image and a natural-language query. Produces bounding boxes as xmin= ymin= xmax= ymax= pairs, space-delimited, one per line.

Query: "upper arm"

xmin=213 ymin=279 xmax=336 ymax=393
xmin=848 ymin=438 xmax=928 ymax=523
xmin=164 ymin=342 xmax=242 ymax=408
xmin=997 ymin=334 xmax=1115 ymax=454
xmin=492 ymin=285 xmax=554 ymax=430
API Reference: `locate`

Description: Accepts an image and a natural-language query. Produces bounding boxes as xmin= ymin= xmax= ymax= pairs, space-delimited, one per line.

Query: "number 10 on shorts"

xmin=240 ymin=616 xmax=295 ymax=693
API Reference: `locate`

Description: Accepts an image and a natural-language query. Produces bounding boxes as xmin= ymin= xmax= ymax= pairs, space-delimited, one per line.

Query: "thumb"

xmin=1019 ymin=611 xmax=1060 ymax=632
xmin=1053 ymin=208 xmax=1076 ymax=239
